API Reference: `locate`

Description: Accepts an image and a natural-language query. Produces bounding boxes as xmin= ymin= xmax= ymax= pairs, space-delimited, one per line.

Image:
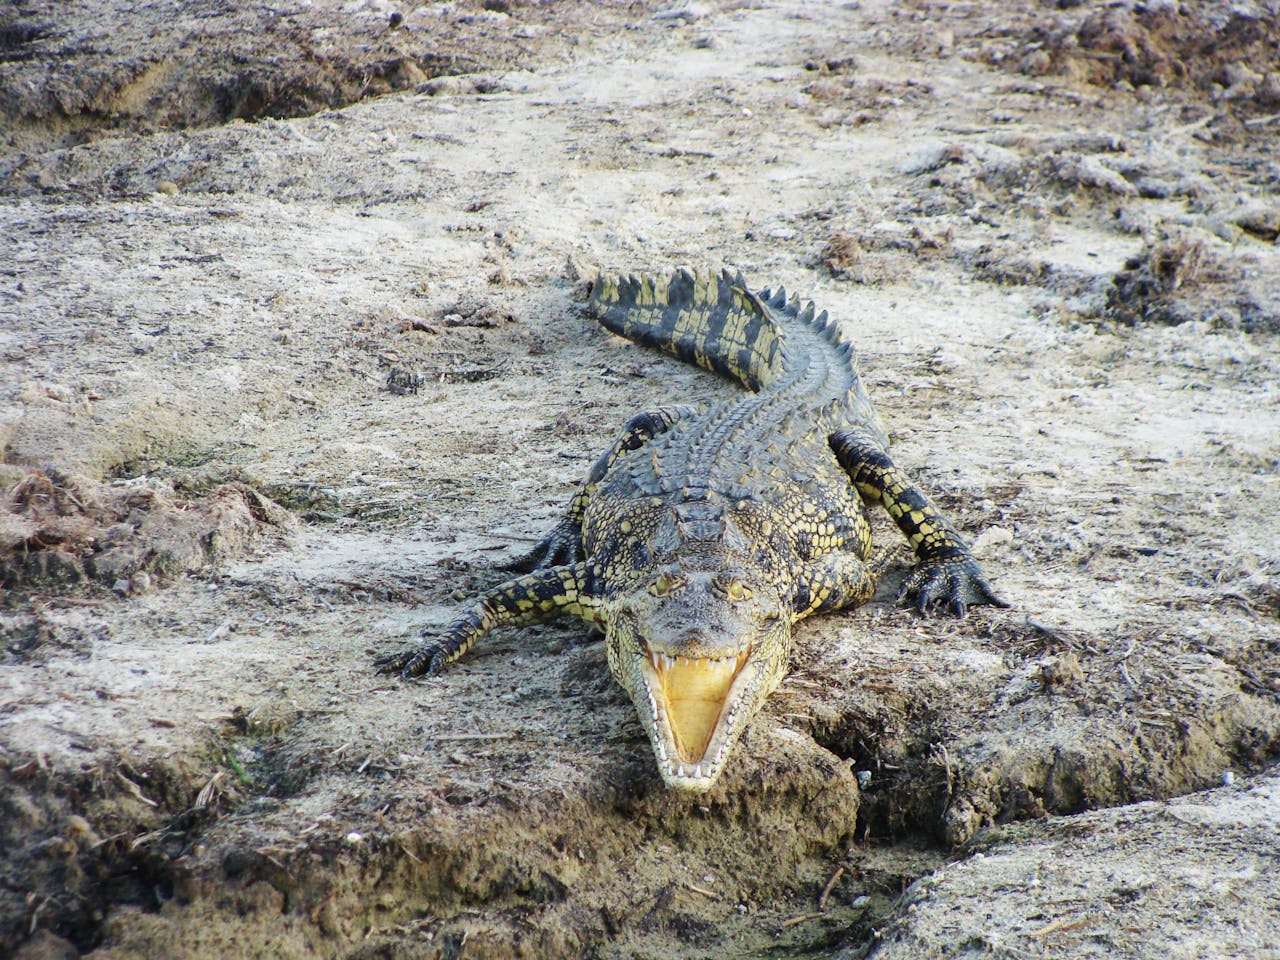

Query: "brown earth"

xmin=2 ymin=1 xmax=1279 ymax=958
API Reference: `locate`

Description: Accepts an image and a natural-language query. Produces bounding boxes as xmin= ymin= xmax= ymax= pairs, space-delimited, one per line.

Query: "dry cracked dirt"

xmin=2 ymin=1 xmax=1279 ymax=958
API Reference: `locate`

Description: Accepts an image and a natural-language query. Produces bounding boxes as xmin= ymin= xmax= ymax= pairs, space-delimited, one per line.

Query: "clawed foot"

xmin=898 ymin=556 xmax=1008 ymax=617
xmin=373 ymin=642 xmax=448 ymax=678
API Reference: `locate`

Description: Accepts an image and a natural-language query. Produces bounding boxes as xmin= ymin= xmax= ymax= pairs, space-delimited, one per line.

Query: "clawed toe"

xmin=898 ymin=557 xmax=1008 ymax=618
xmin=374 ymin=643 xmax=447 ymax=678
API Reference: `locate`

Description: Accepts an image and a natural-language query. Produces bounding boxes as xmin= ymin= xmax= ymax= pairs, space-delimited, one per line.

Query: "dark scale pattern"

xmin=377 ymin=268 xmax=1006 ymax=791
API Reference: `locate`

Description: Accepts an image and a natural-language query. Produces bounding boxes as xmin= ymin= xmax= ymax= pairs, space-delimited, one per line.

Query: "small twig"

xmin=1070 ymin=50 xmax=1122 ymax=62
xmin=1118 ymin=639 xmax=1138 ymax=690
xmin=1027 ymin=915 xmax=1094 ymax=938
xmin=130 ymin=829 xmax=166 ymax=850
xmin=1244 ymin=112 xmax=1280 ymax=127
xmin=818 ymin=866 xmax=845 ymax=910
xmin=203 ymin=621 xmax=232 ymax=644
xmin=684 ymin=882 xmax=717 ymax=899
xmin=89 ymin=831 xmax=129 ymax=850
xmin=934 ymin=742 xmax=955 ymax=801
xmin=1119 ymin=661 xmax=1137 ymax=690
xmin=195 ymin=770 xmax=225 ymax=808
xmin=116 ymin=771 xmax=158 ymax=807
xmin=781 ymin=913 xmax=825 ymax=929
xmin=430 ymin=732 xmax=519 ymax=741
xmin=28 ymin=896 xmax=49 ymax=934
xmin=399 ymin=841 xmax=423 ymax=864
xmin=1168 ymin=113 xmax=1215 ymax=137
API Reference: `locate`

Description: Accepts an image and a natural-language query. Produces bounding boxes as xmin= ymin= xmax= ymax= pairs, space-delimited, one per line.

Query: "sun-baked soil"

xmin=2 ymin=1 xmax=1279 ymax=958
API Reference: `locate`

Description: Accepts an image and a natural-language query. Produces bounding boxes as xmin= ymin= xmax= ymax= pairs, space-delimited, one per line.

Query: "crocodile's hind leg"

xmin=375 ymin=562 xmax=601 ymax=677
xmin=829 ymin=429 xmax=1007 ymax=616
xmin=504 ymin=406 xmax=698 ymax=572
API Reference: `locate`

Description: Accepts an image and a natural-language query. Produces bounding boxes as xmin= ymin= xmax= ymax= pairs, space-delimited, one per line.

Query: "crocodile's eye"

xmin=726 ymin=578 xmax=752 ymax=601
xmin=649 ymin=574 xmax=673 ymax=598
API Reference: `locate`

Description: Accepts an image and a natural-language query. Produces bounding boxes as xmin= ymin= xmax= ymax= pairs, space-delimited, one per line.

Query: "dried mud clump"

xmin=1004 ymin=4 xmax=1280 ymax=107
xmin=1103 ymin=236 xmax=1279 ymax=331
xmin=1105 ymin=238 xmax=1208 ymax=325
xmin=0 ymin=753 xmax=221 ymax=957
xmin=70 ymin=726 xmax=867 ymax=960
xmin=819 ymin=226 xmax=952 ymax=284
xmin=0 ymin=470 xmax=294 ymax=593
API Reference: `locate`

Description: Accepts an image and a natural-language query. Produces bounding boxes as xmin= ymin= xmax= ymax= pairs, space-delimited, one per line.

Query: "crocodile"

xmin=377 ymin=268 xmax=1006 ymax=792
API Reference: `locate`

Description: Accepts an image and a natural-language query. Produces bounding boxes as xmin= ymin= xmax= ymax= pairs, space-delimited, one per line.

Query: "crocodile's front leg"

xmin=790 ymin=550 xmax=882 ymax=621
xmin=375 ymin=563 xmax=600 ymax=677
xmin=829 ymin=430 xmax=1007 ymax=616
xmin=505 ymin=406 xmax=699 ymax=572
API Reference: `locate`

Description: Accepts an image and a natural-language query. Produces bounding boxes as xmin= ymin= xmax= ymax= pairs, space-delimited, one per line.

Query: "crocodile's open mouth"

xmin=642 ymin=646 xmax=753 ymax=765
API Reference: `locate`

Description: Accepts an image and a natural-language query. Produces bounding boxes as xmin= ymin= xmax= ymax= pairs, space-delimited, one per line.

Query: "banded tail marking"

xmin=590 ymin=268 xmax=781 ymax=392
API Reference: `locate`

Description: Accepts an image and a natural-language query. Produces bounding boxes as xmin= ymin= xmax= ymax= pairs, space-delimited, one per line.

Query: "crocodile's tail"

xmin=755 ymin=280 xmax=888 ymax=445
xmin=590 ymin=268 xmax=781 ymax=392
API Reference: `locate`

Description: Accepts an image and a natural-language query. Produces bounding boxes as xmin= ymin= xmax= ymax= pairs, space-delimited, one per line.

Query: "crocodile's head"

xmin=603 ymin=566 xmax=791 ymax=792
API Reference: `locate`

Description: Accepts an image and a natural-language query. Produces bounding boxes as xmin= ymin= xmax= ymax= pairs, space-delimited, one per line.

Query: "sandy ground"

xmin=2 ymin=1 xmax=1279 ymax=957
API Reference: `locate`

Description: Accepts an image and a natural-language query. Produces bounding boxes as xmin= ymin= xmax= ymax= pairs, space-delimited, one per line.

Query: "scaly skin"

xmin=377 ymin=268 xmax=1006 ymax=792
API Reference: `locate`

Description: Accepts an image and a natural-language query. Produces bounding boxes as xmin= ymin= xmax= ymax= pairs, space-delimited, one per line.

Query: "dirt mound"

xmin=863 ymin=770 xmax=1280 ymax=960
xmin=996 ymin=2 xmax=1280 ymax=105
xmin=1 ymin=751 xmax=224 ymax=958
xmin=0 ymin=471 xmax=293 ymax=598
xmin=0 ymin=0 xmax=625 ymax=152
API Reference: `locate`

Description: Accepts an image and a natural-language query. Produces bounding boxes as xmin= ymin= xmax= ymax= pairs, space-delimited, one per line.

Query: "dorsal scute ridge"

xmin=759 ymin=286 xmax=785 ymax=309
